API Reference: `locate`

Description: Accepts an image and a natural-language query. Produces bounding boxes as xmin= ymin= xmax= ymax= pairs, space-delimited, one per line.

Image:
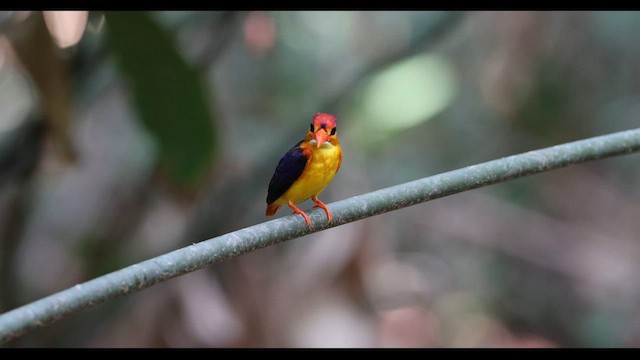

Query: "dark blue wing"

xmin=266 ymin=141 xmax=309 ymax=204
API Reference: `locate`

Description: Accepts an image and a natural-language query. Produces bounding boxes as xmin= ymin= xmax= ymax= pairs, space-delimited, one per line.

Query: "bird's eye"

xmin=310 ymin=124 xmax=314 ymax=132
xmin=330 ymin=127 xmax=337 ymax=135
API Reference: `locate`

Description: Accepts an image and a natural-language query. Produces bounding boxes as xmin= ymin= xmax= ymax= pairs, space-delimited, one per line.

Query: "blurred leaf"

xmin=352 ymin=53 xmax=456 ymax=146
xmin=364 ymin=54 xmax=455 ymax=130
xmin=0 ymin=116 xmax=45 ymax=187
xmin=10 ymin=13 xmax=76 ymax=162
xmin=103 ymin=11 xmax=216 ymax=190
xmin=42 ymin=11 xmax=88 ymax=49
xmin=516 ymin=61 xmax=570 ymax=143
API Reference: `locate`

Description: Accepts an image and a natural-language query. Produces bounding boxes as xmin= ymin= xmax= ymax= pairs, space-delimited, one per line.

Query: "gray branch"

xmin=1 ymin=127 xmax=640 ymax=344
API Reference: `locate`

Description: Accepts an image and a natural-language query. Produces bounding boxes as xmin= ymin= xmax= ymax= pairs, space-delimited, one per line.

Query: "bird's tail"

xmin=266 ymin=203 xmax=280 ymax=216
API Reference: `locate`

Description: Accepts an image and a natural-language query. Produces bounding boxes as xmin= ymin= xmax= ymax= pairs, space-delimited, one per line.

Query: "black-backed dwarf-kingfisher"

xmin=266 ymin=113 xmax=342 ymax=227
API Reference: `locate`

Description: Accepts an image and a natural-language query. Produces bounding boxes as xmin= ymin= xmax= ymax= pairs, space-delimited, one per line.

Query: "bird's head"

xmin=307 ymin=113 xmax=338 ymax=148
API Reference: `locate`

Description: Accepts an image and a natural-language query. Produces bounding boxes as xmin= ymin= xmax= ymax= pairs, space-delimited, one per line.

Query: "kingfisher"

xmin=266 ymin=113 xmax=342 ymax=227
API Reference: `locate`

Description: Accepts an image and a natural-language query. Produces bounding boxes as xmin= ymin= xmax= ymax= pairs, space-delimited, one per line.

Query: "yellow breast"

xmin=278 ymin=141 xmax=342 ymax=204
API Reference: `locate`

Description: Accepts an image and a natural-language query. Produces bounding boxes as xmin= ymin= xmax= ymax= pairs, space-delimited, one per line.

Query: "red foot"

xmin=288 ymin=201 xmax=312 ymax=227
xmin=311 ymin=195 xmax=332 ymax=222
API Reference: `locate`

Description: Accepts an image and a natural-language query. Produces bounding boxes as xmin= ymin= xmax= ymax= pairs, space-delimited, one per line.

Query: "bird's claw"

xmin=311 ymin=197 xmax=332 ymax=223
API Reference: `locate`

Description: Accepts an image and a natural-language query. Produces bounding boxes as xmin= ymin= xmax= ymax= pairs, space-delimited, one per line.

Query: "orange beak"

xmin=314 ymin=128 xmax=330 ymax=148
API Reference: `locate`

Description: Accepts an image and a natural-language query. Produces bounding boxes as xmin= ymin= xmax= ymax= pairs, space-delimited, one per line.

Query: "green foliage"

xmin=103 ymin=11 xmax=216 ymax=190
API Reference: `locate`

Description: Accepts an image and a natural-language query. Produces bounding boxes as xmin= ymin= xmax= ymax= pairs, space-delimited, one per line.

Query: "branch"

xmin=1 ymin=128 xmax=640 ymax=344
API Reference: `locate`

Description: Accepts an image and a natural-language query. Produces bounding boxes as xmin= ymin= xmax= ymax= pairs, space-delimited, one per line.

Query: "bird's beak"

xmin=314 ymin=129 xmax=330 ymax=148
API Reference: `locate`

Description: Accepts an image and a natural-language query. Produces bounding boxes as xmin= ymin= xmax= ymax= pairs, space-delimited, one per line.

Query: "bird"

xmin=266 ymin=113 xmax=342 ymax=227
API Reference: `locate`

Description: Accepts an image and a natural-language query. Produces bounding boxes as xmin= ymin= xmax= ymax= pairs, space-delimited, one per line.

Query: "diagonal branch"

xmin=1 ymin=127 xmax=640 ymax=344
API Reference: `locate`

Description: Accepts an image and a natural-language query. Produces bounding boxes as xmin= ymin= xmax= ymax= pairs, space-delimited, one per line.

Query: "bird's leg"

xmin=311 ymin=195 xmax=332 ymax=222
xmin=288 ymin=201 xmax=312 ymax=227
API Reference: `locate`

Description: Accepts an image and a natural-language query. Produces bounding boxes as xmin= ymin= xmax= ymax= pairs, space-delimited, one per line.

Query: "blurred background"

xmin=0 ymin=10 xmax=639 ymax=347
